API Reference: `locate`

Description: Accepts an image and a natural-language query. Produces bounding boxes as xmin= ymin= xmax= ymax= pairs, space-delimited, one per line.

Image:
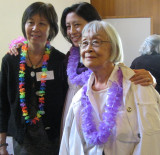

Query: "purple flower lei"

xmin=81 ymin=69 xmax=123 ymax=145
xmin=67 ymin=46 xmax=92 ymax=86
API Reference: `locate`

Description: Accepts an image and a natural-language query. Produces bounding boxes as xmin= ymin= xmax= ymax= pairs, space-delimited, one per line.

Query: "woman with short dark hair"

xmin=0 ymin=2 xmax=67 ymax=154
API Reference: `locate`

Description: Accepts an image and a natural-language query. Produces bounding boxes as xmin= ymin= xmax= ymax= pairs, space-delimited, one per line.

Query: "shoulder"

xmin=70 ymin=88 xmax=83 ymax=112
xmin=130 ymin=55 xmax=145 ymax=68
xmin=132 ymin=55 xmax=144 ymax=62
xmin=119 ymin=64 xmax=159 ymax=102
xmin=64 ymin=51 xmax=70 ymax=67
xmin=118 ymin=63 xmax=135 ymax=79
xmin=2 ymin=53 xmax=20 ymax=65
xmin=50 ymin=46 xmax=66 ymax=61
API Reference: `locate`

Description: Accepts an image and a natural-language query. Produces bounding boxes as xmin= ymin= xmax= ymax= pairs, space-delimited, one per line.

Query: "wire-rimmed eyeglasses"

xmin=79 ymin=39 xmax=111 ymax=49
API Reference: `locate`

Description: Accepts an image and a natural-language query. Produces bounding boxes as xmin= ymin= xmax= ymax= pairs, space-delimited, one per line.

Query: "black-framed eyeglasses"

xmin=79 ymin=39 xmax=111 ymax=49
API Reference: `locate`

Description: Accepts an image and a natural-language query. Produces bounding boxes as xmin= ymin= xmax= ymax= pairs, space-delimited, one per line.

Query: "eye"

xmin=92 ymin=40 xmax=100 ymax=46
xmin=27 ymin=21 xmax=33 ymax=25
xmin=74 ymin=23 xmax=80 ymax=28
xmin=39 ymin=22 xmax=45 ymax=25
xmin=81 ymin=40 xmax=89 ymax=48
xmin=66 ymin=25 xmax=71 ymax=30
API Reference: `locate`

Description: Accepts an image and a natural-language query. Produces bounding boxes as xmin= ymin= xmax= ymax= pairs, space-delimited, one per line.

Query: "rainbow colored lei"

xmin=19 ymin=41 xmax=51 ymax=125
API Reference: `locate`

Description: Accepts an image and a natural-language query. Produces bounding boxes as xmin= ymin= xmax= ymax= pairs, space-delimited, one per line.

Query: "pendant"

xmin=30 ymin=71 xmax=35 ymax=77
xmin=33 ymin=66 xmax=36 ymax=69
xmin=36 ymin=91 xmax=40 ymax=96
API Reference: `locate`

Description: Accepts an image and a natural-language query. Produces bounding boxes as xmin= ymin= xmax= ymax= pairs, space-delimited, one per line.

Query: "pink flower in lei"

xmin=67 ymin=46 xmax=92 ymax=86
xmin=81 ymin=68 xmax=123 ymax=145
xmin=9 ymin=36 xmax=26 ymax=49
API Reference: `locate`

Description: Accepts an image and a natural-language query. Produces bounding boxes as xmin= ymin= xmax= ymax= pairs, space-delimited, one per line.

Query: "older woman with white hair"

xmin=131 ymin=34 xmax=160 ymax=94
xmin=59 ymin=21 xmax=160 ymax=155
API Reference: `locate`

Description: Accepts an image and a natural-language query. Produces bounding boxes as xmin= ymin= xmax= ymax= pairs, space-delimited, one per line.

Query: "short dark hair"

xmin=60 ymin=2 xmax=101 ymax=43
xmin=22 ymin=2 xmax=58 ymax=41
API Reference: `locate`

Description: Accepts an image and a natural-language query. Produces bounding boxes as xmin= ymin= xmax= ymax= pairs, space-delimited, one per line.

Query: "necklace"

xmin=27 ymin=51 xmax=44 ymax=69
xmin=67 ymin=46 xmax=92 ymax=86
xmin=81 ymin=68 xmax=123 ymax=145
xmin=19 ymin=41 xmax=51 ymax=125
xmin=27 ymin=51 xmax=44 ymax=77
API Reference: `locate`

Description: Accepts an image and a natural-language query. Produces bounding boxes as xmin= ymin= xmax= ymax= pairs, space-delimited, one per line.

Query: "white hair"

xmin=139 ymin=34 xmax=160 ymax=55
xmin=81 ymin=20 xmax=124 ymax=64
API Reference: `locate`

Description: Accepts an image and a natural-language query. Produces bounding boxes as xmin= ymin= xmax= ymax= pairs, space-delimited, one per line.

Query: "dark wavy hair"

xmin=60 ymin=2 xmax=101 ymax=43
xmin=22 ymin=2 xmax=58 ymax=41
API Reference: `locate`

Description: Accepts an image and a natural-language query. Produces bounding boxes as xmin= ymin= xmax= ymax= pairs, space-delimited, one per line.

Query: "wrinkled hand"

xmin=0 ymin=146 xmax=8 ymax=155
xmin=7 ymin=42 xmax=23 ymax=56
xmin=130 ymin=69 xmax=153 ymax=86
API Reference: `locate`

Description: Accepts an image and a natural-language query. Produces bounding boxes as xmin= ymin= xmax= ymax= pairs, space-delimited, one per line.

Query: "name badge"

xmin=36 ymin=71 xmax=54 ymax=81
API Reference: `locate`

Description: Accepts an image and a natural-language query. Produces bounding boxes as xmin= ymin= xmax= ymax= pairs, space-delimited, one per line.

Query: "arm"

xmin=59 ymin=101 xmax=85 ymax=155
xmin=0 ymin=58 xmax=10 ymax=155
xmin=130 ymin=69 xmax=156 ymax=86
xmin=59 ymin=105 xmax=74 ymax=155
xmin=133 ymin=85 xmax=160 ymax=154
xmin=0 ymin=133 xmax=8 ymax=155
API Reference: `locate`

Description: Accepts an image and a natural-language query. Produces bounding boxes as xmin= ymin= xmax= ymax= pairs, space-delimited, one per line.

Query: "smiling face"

xmin=66 ymin=12 xmax=88 ymax=47
xmin=25 ymin=14 xmax=50 ymax=46
xmin=80 ymin=29 xmax=112 ymax=71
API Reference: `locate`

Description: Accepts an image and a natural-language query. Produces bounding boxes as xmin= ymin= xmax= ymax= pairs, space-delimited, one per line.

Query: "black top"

xmin=0 ymin=46 xmax=68 ymax=144
xmin=130 ymin=53 xmax=160 ymax=94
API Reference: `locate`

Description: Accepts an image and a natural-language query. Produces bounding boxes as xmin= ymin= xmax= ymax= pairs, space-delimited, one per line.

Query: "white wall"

xmin=0 ymin=0 xmax=90 ymax=66
xmin=104 ymin=18 xmax=151 ymax=67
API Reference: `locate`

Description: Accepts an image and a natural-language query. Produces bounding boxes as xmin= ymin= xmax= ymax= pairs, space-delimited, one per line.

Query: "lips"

xmin=71 ymin=35 xmax=81 ymax=42
xmin=31 ymin=34 xmax=40 ymax=39
xmin=85 ymin=56 xmax=96 ymax=60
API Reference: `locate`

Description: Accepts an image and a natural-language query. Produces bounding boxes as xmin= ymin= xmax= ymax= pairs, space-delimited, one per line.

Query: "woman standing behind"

xmin=60 ymin=2 xmax=101 ymax=129
xmin=60 ymin=20 xmax=160 ymax=155
xmin=0 ymin=2 xmax=67 ymax=155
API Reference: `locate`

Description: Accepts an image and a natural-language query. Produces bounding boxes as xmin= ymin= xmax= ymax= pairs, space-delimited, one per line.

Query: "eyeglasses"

xmin=79 ymin=39 xmax=111 ymax=49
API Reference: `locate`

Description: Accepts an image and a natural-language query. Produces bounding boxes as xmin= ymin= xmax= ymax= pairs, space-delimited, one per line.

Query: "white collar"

xmin=86 ymin=63 xmax=135 ymax=95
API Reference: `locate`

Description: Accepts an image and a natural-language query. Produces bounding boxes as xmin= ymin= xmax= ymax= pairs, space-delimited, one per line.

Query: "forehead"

xmin=66 ymin=12 xmax=87 ymax=24
xmin=82 ymin=29 xmax=108 ymax=40
xmin=28 ymin=14 xmax=48 ymax=21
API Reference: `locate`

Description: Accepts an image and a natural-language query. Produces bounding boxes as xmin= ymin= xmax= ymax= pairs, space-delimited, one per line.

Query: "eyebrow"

xmin=27 ymin=18 xmax=48 ymax=22
xmin=66 ymin=20 xmax=81 ymax=25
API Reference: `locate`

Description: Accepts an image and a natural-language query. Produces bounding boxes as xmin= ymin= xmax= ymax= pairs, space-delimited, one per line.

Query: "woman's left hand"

xmin=130 ymin=69 xmax=154 ymax=86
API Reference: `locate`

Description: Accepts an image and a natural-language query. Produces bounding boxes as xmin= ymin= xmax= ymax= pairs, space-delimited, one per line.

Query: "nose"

xmin=80 ymin=44 xmax=93 ymax=60
xmin=83 ymin=43 xmax=93 ymax=53
xmin=32 ymin=24 xmax=39 ymax=32
xmin=86 ymin=42 xmax=94 ymax=51
xmin=70 ymin=26 xmax=76 ymax=34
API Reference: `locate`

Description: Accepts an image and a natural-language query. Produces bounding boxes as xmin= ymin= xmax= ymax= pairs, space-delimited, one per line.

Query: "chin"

xmin=73 ymin=42 xmax=79 ymax=47
xmin=84 ymin=62 xmax=95 ymax=69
